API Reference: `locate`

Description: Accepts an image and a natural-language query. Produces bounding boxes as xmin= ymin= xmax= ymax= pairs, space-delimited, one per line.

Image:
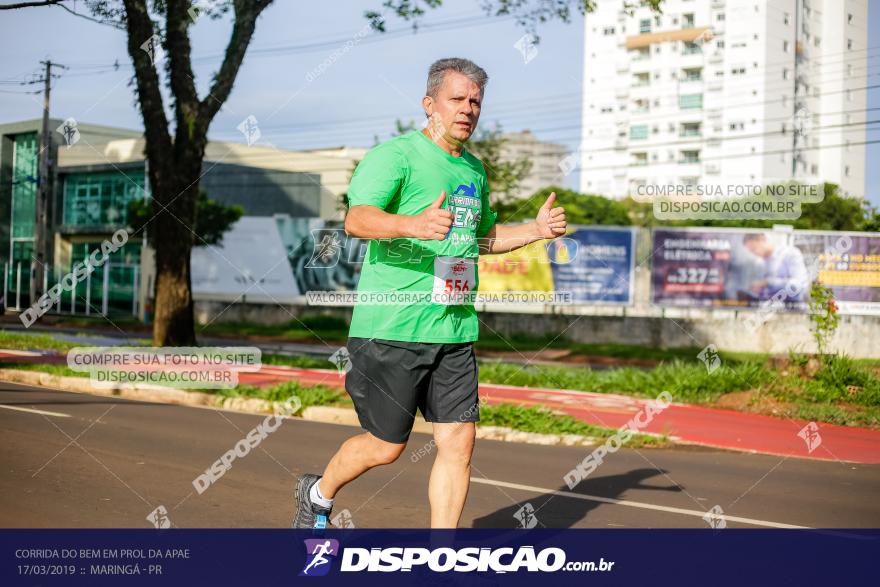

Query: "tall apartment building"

xmin=578 ymin=0 xmax=868 ymax=198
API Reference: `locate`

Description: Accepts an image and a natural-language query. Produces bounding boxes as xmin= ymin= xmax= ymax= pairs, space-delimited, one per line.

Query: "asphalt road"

xmin=1 ymin=381 xmax=878 ymax=529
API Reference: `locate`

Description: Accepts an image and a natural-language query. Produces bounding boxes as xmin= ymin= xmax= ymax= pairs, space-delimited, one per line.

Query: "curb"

xmin=0 ymin=369 xmax=599 ymax=449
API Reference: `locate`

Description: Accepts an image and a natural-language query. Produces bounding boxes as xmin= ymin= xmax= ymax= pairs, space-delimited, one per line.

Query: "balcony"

xmin=679 ymin=151 xmax=701 ymax=165
xmin=682 ymin=42 xmax=703 ymax=55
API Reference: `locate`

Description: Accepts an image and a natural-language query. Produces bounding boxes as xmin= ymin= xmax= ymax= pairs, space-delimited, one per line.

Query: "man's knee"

xmin=366 ymin=434 xmax=407 ymax=466
xmin=434 ymin=423 xmax=475 ymax=462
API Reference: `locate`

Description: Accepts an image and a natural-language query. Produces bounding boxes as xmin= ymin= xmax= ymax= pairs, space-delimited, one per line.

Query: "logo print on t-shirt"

xmin=453 ymin=182 xmax=477 ymax=197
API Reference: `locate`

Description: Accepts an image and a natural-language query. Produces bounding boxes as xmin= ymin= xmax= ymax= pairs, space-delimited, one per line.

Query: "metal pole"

xmin=132 ymin=267 xmax=138 ymax=316
xmin=102 ymin=264 xmax=110 ymax=316
xmin=33 ymin=60 xmax=52 ymax=304
xmin=15 ymin=262 xmax=21 ymax=310
xmin=85 ymin=270 xmax=91 ymax=315
xmin=55 ymin=267 xmax=61 ymax=313
xmin=3 ymin=262 xmax=7 ymax=310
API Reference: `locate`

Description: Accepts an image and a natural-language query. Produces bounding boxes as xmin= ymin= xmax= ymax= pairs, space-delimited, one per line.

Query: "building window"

xmin=632 ymin=152 xmax=648 ymax=166
xmin=847 ymin=38 xmax=853 ymax=50
xmin=783 ymin=40 xmax=789 ymax=52
xmin=782 ymin=68 xmax=789 ymax=80
xmin=717 ymin=13 xmax=725 ymax=21
xmin=845 ymin=165 xmax=850 ymax=177
xmin=630 ymin=125 xmax=649 ymax=140
xmin=682 ymin=67 xmax=702 ymax=81
xmin=63 ymin=170 xmax=146 ymax=226
xmin=631 ymin=47 xmax=650 ymax=61
xmin=680 ymin=122 xmax=701 ymax=137
xmin=679 ymin=93 xmax=703 ymax=109
xmin=679 ymin=150 xmax=701 ymax=164
xmin=784 ymin=12 xmax=790 ymax=25
xmin=634 ymin=72 xmax=650 ymax=86
xmin=848 ymin=13 xmax=853 ymax=24
xmin=683 ymin=41 xmax=701 ymax=55
xmin=683 ymin=13 xmax=695 ymax=28
xmin=639 ymin=19 xmax=651 ymax=33
xmin=603 ymin=26 xmax=616 ymax=35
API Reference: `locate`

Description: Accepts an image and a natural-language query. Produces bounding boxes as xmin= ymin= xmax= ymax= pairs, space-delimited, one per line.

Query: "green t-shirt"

xmin=346 ymin=130 xmax=498 ymax=343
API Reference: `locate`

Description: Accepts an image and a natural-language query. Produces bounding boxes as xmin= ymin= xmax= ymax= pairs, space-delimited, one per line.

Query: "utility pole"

xmin=31 ymin=60 xmax=52 ymax=305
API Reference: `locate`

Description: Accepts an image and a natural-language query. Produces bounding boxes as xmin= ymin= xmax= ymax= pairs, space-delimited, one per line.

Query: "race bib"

xmin=432 ymin=257 xmax=476 ymax=305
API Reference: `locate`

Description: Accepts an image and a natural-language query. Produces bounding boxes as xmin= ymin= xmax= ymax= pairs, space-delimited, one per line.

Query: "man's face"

xmin=744 ymin=237 xmax=771 ymax=258
xmin=423 ymin=71 xmax=482 ymax=145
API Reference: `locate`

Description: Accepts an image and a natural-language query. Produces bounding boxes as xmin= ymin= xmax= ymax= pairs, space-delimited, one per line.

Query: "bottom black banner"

xmin=2 ymin=529 xmax=875 ymax=585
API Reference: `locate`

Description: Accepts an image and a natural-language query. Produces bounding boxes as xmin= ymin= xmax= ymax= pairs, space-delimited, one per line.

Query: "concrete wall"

xmin=193 ymin=299 xmax=880 ymax=358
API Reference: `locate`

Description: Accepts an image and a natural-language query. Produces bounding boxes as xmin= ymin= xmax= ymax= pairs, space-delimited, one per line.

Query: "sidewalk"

xmin=4 ymin=349 xmax=878 ymax=464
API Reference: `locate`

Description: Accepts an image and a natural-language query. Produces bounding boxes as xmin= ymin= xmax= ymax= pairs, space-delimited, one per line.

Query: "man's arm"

xmin=479 ymin=192 xmax=567 ymax=255
xmin=345 ymin=191 xmax=453 ymax=241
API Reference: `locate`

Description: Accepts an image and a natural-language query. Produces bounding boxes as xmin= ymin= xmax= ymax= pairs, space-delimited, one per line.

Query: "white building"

xmin=498 ymin=130 xmax=570 ymax=200
xmin=578 ymin=0 xmax=868 ymax=198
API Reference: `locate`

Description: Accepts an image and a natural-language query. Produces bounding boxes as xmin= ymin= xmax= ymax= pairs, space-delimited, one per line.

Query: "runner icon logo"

xmin=300 ymin=539 xmax=340 ymax=577
xmin=514 ymin=503 xmax=539 ymax=529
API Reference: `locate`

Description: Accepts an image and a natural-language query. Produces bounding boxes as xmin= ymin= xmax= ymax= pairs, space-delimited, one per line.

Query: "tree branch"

xmin=0 ymin=0 xmax=65 ymax=9
xmin=197 ymin=0 xmax=273 ymax=125
xmin=165 ymin=0 xmax=200 ymax=145
xmin=121 ymin=0 xmax=172 ymax=159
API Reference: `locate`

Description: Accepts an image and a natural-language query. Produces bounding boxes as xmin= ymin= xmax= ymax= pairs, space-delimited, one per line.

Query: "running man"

xmin=293 ymin=58 xmax=567 ymax=529
xmin=302 ymin=540 xmax=335 ymax=575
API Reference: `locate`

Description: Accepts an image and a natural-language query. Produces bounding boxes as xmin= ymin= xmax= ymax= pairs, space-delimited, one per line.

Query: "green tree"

xmin=496 ymin=186 xmax=631 ymax=226
xmin=127 ymin=191 xmax=243 ymax=246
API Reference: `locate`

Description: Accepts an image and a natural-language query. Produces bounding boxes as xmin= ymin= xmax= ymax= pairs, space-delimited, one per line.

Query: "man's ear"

xmin=422 ymin=95 xmax=433 ymax=117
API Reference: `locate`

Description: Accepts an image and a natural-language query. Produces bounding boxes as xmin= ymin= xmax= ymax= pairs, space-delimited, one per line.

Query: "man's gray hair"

xmin=426 ymin=58 xmax=488 ymax=98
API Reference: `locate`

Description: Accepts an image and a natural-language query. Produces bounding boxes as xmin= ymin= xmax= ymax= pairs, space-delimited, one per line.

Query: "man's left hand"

xmin=535 ymin=192 xmax=567 ymax=239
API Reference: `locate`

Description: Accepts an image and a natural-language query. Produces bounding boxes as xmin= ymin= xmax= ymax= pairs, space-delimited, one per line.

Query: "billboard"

xmin=651 ymin=228 xmax=880 ymax=314
xmin=547 ymin=227 xmax=636 ymax=304
xmin=651 ymin=228 xmax=804 ymax=309
xmin=793 ymin=231 xmax=880 ymax=315
xmin=478 ymin=226 xmax=636 ymax=305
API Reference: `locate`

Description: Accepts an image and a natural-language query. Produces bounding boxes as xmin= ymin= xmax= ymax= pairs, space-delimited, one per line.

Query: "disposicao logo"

xmin=300 ymin=538 xmax=339 ymax=577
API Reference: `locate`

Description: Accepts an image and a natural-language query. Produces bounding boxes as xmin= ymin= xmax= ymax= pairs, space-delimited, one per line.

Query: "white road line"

xmin=470 ymin=477 xmax=810 ymax=529
xmin=0 ymin=405 xmax=71 ymax=418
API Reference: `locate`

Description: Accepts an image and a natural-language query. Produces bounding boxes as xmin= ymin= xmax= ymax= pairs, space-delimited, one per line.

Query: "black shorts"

xmin=344 ymin=337 xmax=480 ymax=444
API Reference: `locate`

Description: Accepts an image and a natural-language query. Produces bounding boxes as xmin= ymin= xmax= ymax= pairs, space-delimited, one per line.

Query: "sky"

xmin=0 ymin=0 xmax=877 ymax=205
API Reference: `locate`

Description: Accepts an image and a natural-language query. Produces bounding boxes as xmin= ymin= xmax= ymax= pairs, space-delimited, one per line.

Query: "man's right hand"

xmin=410 ymin=191 xmax=454 ymax=240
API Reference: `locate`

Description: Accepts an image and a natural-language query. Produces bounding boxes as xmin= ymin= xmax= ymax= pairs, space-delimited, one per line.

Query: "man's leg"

xmin=318 ymin=431 xmax=406 ymax=498
xmin=428 ymin=421 xmax=475 ymax=528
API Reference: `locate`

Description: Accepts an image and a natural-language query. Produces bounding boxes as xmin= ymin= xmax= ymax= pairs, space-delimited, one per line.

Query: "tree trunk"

xmin=150 ymin=152 xmax=202 ymax=346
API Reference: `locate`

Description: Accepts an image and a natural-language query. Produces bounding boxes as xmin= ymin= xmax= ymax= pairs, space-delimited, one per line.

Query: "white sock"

xmin=309 ymin=478 xmax=334 ymax=509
